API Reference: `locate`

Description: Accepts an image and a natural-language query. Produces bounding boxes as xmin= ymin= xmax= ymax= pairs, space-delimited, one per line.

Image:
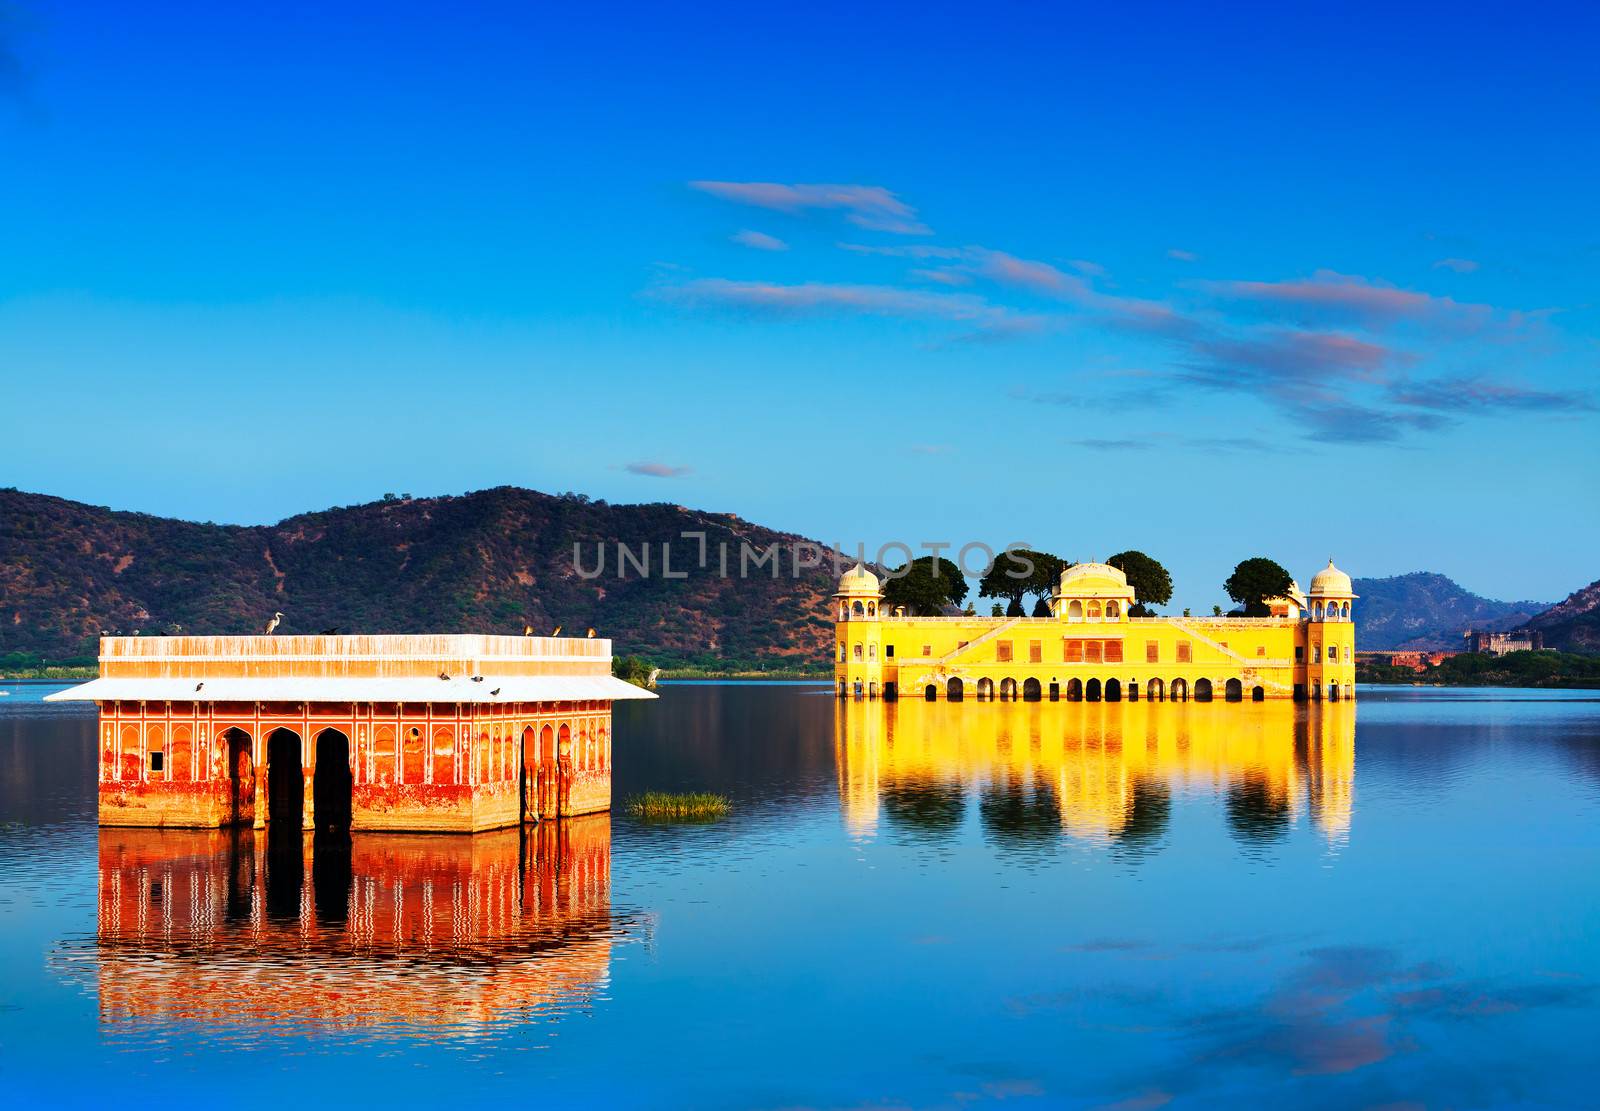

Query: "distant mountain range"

xmin=1 ymin=487 xmax=1594 ymax=665
xmin=1520 ymin=577 xmax=1600 ymax=654
xmin=0 ymin=487 xmax=839 ymax=668
xmin=1352 ymin=572 xmax=1551 ymax=651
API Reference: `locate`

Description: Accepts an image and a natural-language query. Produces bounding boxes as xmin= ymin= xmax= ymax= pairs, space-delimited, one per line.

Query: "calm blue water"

xmin=2 ymin=681 xmax=1598 ymax=1109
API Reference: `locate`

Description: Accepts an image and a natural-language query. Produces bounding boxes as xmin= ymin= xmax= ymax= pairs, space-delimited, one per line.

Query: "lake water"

xmin=2 ymin=681 xmax=1598 ymax=1109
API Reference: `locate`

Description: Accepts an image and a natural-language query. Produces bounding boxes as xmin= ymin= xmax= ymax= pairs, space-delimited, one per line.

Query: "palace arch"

xmin=1022 ymin=677 xmax=1042 ymax=702
xmin=312 ymin=728 xmax=353 ymax=835
xmin=1195 ymin=678 xmax=1213 ymax=702
xmin=1225 ymin=678 xmax=1243 ymax=702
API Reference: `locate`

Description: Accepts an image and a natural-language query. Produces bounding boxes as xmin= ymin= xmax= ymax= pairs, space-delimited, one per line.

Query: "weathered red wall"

xmin=98 ymin=700 xmax=612 ymax=831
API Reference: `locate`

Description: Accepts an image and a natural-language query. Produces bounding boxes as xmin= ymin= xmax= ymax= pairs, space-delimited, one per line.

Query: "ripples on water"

xmin=3 ymin=681 xmax=1599 ymax=1108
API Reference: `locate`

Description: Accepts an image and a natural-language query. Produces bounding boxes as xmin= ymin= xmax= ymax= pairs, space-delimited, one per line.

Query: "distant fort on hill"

xmin=834 ymin=560 xmax=1357 ymax=703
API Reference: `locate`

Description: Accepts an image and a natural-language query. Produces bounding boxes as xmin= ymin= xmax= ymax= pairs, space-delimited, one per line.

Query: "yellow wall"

xmin=833 ymin=610 xmax=1355 ymax=701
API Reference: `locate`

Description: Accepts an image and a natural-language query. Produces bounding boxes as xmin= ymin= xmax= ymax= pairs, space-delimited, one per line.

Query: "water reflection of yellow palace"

xmin=834 ymin=560 xmax=1357 ymax=703
xmin=835 ymin=699 xmax=1355 ymax=846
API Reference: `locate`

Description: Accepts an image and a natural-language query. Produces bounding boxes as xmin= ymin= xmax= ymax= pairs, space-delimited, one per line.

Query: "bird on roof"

xmin=438 ymin=671 xmax=450 ymax=681
xmin=320 ymin=626 xmax=339 ymax=635
xmin=586 ymin=627 xmax=597 ymax=638
xmin=489 ymin=687 xmax=501 ymax=696
xmin=194 ymin=682 xmax=204 ymax=692
xmin=263 ymin=612 xmax=283 ymax=635
xmin=552 ymin=624 xmax=563 ymax=637
xmin=523 ymin=623 xmax=534 ymax=636
xmin=471 ymin=675 xmax=484 ymax=683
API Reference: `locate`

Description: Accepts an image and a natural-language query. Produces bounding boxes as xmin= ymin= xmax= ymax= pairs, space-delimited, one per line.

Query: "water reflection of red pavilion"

xmin=94 ymin=818 xmax=618 ymax=1037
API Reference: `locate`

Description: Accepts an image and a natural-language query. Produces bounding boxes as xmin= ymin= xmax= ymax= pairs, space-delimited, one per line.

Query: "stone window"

xmin=996 ymin=641 xmax=1013 ymax=663
xmin=1327 ymin=645 xmax=1337 ymax=661
xmin=886 ymin=644 xmax=895 ymax=658
xmin=149 ymin=751 xmax=164 ymax=772
xmin=1177 ymin=641 xmax=1192 ymax=663
xmin=868 ymin=644 xmax=876 ymax=658
xmin=1028 ymin=640 xmax=1042 ymax=664
xmin=1146 ymin=641 xmax=1159 ymax=663
xmin=1063 ymin=640 xmax=1084 ymax=662
xmin=1105 ymin=640 xmax=1124 ymax=663
xmin=1257 ymin=646 xmax=1267 ymax=656
xmin=922 ymin=644 xmax=931 ymax=657
xmin=1295 ymin=646 xmax=1304 ymax=661
xmin=854 ymin=644 xmax=863 ymax=660
xmin=1085 ymin=640 xmax=1104 ymax=663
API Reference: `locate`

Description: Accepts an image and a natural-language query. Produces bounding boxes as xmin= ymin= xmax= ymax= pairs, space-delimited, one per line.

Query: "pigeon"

xmin=263 ymin=612 xmax=283 ymax=635
xmin=552 ymin=625 xmax=562 ymax=637
xmin=490 ymin=687 xmax=501 ymax=696
xmin=438 ymin=672 xmax=451 ymax=681
xmin=195 ymin=682 xmax=204 ymax=692
xmin=523 ymin=623 xmax=534 ymax=636
xmin=586 ymin=627 xmax=597 ymax=638
xmin=471 ymin=675 xmax=484 ymax=683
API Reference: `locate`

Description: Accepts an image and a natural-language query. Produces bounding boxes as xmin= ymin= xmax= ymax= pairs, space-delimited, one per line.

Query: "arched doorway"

xmin=977 ymin=677 xmax=995 ymax=701
xmin=221 ymin=727 xmax=254 ymax=826
xmin=883 ymin=681 xmax=897 ymax=701
xmin=266 ymin=728 xmax=303 ymax=828
xmin=1225 ymin=678 xmax=1243 ymax=702
xmin=1252 ymin=685 xmax=1265 ymax=702
xmin=1148 ymin=677 xmax=1164 ymax=702
xmin=1106 ymin=678 xmax=1122 ymax=702
xmin=1065 ymin=678 xmax=1083 ymax=702
xmin=312 ymin=729 xmax=352 ymax=835
xmin=520 ymin=725 xmax=537 ymax=825
xmin=947 ymin=677 xmax=964 ymax=702
xmin=537 ymin=724 xmax=556 ymax=816
xmin=1068 ymin=600 xmax=1084 ymax=620
xmin=1022 ymin=677 xmax=1042 ymax=702
xmin=1195 ymin=678 xmax=1213 ymax=703
xmin=999 ymin=678 xmax=1017 ymax=701
xmin=1171 ymin=678 xmax=1188 ymax=701
xmin=925 ymin=684 xmax=938 ymax=702
xmin=1329 ymin=683 xmax=1340 ymax=702
xmin=1086 ymin=678 xmax=1102 ymax=702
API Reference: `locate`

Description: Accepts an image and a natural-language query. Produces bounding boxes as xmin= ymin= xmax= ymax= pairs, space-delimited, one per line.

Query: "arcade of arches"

xmin=95 ymin=700 xmax=614 ymax=833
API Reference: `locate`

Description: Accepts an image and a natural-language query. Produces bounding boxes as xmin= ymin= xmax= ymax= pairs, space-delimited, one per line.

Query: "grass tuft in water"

xmin=624 ymin=791 xmax=730 ymax=821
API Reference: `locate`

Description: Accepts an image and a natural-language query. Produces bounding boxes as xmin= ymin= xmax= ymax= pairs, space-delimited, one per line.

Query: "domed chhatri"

xmin=837 ymin=563 xmax=881 ymax=594
xmin=1309 ymin=558 xmax=1354 ymax=597
xmin=834 ymin=558 xmax=1357 ymax=705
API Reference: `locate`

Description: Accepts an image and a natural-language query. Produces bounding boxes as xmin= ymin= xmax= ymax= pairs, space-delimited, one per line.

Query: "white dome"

xmin=1308 ymin=559 xmax=1353 ymax=596
xmin=837 ymin=563 xmax=880 ymax=593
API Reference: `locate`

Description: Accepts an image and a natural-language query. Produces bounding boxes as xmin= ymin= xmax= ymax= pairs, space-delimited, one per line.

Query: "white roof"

xmin=44 ymin=674 xmax=657 ymax=704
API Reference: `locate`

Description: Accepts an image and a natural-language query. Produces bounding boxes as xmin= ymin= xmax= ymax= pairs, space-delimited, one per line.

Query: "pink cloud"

xmin=688 ymin=181 xmax=930 ymax=234
xmin=658 ymin=278 xmax=1042 ymax=334
xmin=624 ymin=461 xmax=692 ymax=478
xmin=911 ymin=267 xmax=971 ymax=286
xmin=1208 ymin=269 xmax=1493 ymax=331
xmin=731 ymin=229 xmax=788 ymax=251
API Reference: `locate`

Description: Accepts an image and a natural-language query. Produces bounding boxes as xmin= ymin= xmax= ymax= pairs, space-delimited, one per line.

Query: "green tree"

xmin=1224 ymin=557 xmax=1294 ymax=617
xmin=883 ymin=556 xmax=969 ymax=616
xmin=1107 ymin=550 xmax=1173 ymax=616
xmin=979 ymin=549 xmax=1065 ymax=611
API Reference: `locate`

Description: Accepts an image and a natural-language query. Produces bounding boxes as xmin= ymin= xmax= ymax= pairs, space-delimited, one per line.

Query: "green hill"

xmin=0 ymin=486 xmax=839 ymax=671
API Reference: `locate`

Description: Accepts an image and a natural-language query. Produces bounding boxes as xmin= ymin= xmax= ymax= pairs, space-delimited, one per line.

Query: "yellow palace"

xmin=834 ymin=559 xmax=1356 ymax=703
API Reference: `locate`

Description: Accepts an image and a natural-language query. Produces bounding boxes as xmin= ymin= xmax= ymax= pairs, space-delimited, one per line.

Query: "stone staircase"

xmin=1168 ymin=619 xmax=1296 ymax=695
xmin=938 ymin=618 xmax=1023 ymax=666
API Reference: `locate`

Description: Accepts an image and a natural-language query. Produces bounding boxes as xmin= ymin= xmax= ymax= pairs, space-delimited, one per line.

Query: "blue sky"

xmin=2 ymin=1 xmax=1596 ymax=608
